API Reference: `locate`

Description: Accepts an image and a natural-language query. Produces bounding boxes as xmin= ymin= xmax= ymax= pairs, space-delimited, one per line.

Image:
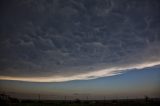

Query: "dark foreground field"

xmin=1 ymin=99 xmax=160 ymax=106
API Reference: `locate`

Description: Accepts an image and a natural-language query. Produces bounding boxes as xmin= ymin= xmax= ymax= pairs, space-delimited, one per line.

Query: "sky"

xmin=0 ymin=0 xmax=160 ymax=99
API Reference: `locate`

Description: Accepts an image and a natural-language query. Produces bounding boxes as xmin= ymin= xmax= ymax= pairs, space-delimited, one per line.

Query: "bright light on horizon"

xmin=0 ymin=61 xmax=160 ymax=82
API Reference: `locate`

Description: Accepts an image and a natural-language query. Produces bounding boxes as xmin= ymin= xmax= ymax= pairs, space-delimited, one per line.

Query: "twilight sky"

xmin=0 ymin=0 xmax=160 ymax=99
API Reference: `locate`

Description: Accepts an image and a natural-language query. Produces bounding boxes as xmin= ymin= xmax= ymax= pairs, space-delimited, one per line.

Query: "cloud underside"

xmin=0 ymin=61 xmax=160 ymax=82
xmin=0 ymin=0 xmax=160 ymax=82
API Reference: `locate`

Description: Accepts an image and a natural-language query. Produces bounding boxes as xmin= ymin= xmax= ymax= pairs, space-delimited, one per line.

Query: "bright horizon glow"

xmin=0 ymin=61 xmax=160 ymax=82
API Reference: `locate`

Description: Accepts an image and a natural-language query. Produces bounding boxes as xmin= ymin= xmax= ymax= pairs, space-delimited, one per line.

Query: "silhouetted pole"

xmin=64 ymin=96 xmax=67 ymax=101
xmin=86 ymin=95 xmax=88 ymax=101
xmin=38 ymin=94 xmax=40 ymax=101
xmin=145 ymin=96 xmax=149 ymax=102
xmin=103 ymin=96 xmax=106 ymax=106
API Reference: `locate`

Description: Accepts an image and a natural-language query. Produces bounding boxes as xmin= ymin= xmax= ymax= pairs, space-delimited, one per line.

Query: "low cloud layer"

xmin=0 ymin=0 xmax=160 ymax=82
xmin=0 ymin=61 xmax=160 ymax=82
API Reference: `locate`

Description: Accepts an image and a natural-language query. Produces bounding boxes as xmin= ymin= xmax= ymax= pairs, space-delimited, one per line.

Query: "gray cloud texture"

xmin=0 ymin=0 xmax=160 ymax=81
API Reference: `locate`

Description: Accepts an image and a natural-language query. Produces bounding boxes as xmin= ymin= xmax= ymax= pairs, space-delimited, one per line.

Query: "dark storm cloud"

xmin=0 ymin=0 xmax=160 ymax=82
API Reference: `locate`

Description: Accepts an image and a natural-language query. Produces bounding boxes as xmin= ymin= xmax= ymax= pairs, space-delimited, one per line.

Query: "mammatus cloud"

xmin=0 ymin=0 xmax=160 ymax=82
xmin=0 ymin=61 xmax=160 ymax=82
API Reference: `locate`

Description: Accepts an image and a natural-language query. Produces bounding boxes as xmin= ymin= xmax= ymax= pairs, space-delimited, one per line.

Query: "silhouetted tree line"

xmin=0 ymin=93 xmax=160 ymax=106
